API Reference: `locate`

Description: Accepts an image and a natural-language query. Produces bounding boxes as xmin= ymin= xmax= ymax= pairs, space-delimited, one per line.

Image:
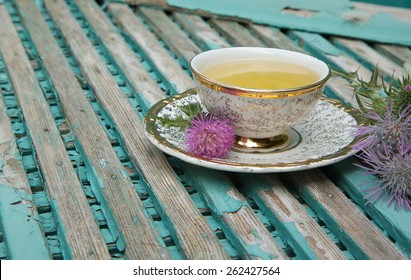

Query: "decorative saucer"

xmin=144 ymin=89 xmax=363 ymax=173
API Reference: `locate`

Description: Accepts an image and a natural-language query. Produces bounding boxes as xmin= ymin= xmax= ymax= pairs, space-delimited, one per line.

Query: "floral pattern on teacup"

xmin=195 ymin=81 xmax=324 ymax=138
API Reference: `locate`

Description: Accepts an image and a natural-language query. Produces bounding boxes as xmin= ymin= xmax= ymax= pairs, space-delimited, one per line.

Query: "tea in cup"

xmin=190 ymin=47 xmax=331 ymax=152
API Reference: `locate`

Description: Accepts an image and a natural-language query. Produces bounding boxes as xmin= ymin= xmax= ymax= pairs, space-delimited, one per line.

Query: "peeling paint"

xmin=243 ymin=243 xmax=275 ymax=260
xmin=48 ymin=199 xmax=74 ymax=260
xmin=186 ymin=166 xmax=246 ymax=214
xmin=167 ymin=0 xmax=411 ymax=46
xmin=0 ymin=184 xmax=50 ymax=259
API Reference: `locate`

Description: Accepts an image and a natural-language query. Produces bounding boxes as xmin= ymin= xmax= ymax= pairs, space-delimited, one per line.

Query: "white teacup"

xmin=190 ymin=47 xmax=331 ymax=153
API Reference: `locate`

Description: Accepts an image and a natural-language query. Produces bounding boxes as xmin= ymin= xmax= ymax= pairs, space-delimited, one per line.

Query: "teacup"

xmin=190 ymin=47 xmax=331 ymax=153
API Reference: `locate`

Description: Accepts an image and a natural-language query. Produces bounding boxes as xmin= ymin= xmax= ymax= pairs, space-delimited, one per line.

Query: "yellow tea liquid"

xmin=202 ymin=60 xmax=320 ymax=89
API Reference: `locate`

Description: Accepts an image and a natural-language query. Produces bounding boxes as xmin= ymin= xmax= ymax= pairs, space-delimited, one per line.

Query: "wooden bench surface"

xmin=0 ymin=0 xmax=410 ymax=260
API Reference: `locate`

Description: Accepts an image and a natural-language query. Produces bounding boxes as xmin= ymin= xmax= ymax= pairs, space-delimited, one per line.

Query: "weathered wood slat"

xmin=107 ymin=3 xmax=193 ymax=94
xmin=287 ymin=30 xmax=375 ymax=108
xmin=186 ymin=166 xmax=288 ymax=260
xmin=332 ymin=37 xmax=404 ymax=77
xmin=16 ymin=0 xmax=169 ymax=260
xmin=209 ymin=19 xmax=265 ymax=48
xmin=75 ymin=0 xmax=163 ymax=111
xmin=0 ymin=96 xmax=50 ymax=260
xmin=290 ymin=31 xmax=371 ymax=81
xmin=249 ymin=25 xmax=303 ymax=52
xmin=289 ymin=31 xmax=372 ymax=81
xmin=282 ymin=170 xmax=406 ymax=259
xmin=45 ymin=0 xmax=228 ymax=260
xmin=0 ymin=5 xmax=110 ymax=260
xmin=173 ymin=12 xmax=230 ymax=50
xmin=374 ymin=44 xmax=411 ymax=67
xmin=353 ymin=2 xmax=411 ymax=24
xmin=234 ymin=173 xmax=346 ymax=260
xmin=139 ymin=7 xmax=202 ymax=66
xmin=323 ymin=160 xmax=411 ymax=257
xmin=0 ymin=100 xmax=28 ymax=190
xmin=155 ymin=0 xmax=411 ymax=46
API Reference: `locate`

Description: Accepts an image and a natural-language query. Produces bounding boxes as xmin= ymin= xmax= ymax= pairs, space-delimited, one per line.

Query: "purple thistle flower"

xmin=357 ymin=144 xmax=411 ymax=210
xmin=353 ymin=103 xmax=411 ymax=153
xmin=405 ymin=84 xmax=411 ymax=92
xmin=185 ymin=112 xmax=235 ymax=158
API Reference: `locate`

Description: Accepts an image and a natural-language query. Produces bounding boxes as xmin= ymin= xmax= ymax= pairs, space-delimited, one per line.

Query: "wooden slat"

xmin=173 ymin=12 xmax=230 ymax=50
xmin=353 ymin=2 xmax=411 ymax=24
xmin=16 ymin=0 xmax=169 ymax=260
xmin=287 ymin=31 xmax=373 ymax=108
xmin=45 ymin=0 xmax=228 ymax=260
xmin=0 ymin=96 xmax=50 ymax=260
xmin=209 ymin=19 xmax=265 ymax=47
xmin=107 ymin=3 xmax=193 ymax=94
xmin=249 ymin=25 xmax=304 ymax=52
xmin=145 ymin=0 xmax=411 ymax=46
xmin=324 ymin=160 xmax=411 ymax=257
xmin=332 ymin=37 xmax=405 ymax=77
xmin=75 ymin=0 xmax=163 ymax=111
xmin=139 ymin=7 xmax=202 ymax=66
xmin=325 ymin=76 xmax=363 ymax=109
xmin=0 ymin=101 xmax=28 ymax=190
xmin=0 ymin=5 xmax=110 ymax=260
xmin=282 ymin=170 xmax=406 ymax=260
xmin=186 ymin=166 xmax=288 ymax=260
xmin=289 ymin=31 xmax=372 ymax=81
xmin=127 ymin=0 xmax=167 ymax=7
xmin=374 ymin=44 xmax=411 ymax=66
xmin=234 ymin=173 xmax=346 ymax=260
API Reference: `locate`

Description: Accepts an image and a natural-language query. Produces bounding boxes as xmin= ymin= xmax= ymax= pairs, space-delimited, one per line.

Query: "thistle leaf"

xmin=176 ymin=103 xmax=202 ymax=119
xmin=157 ymin=115 xmax=190 ymax=131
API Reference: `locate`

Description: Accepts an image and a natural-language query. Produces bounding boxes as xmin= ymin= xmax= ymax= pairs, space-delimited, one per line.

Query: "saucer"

xmin=144 ymin=89 xmax=363 ymax=173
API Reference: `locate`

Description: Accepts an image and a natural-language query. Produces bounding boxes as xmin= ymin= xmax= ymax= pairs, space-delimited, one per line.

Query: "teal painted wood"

xmin=0 ymin=241 xmax=6 ymax=259
xmin=287 ymin=31 xmax=408 ymax=257
xmin=0 ymin=53 xmax=50 ymax=260
xmin=292 ymin=31 xmax=342 ymax=56
xmin=0 ymin=54 xmax=62 ymax=259
xmin=172 ymin=12 xmax=408 ymax=258
xmin=45 ymin=0 xmax=229 ymax=260
xmin=173 ymin=12 xmax=230 ymax=51
xmin=331 ymin=38 xmax=405 ymax=78
xmin=0 ymin=2 xmax=111 ymax=260
xmin=233 ymin=173 xmax=346 ymax=260
xmin=0 ymin=184 xmax=51 ymax=259
xmin=323 ymin=160 xmax=411 ymax=258
xmin=374 ymin=44 xmax=411 ymax=67
xmin=289 ymin=31 xmax=369 ymax=78
xmin=282 ymin=170 xmax=406 ymax=259
xmin=167 ymin=0 xmax=411 ymax=46
xmin=356 ymin=0 xmax=411 ymax=9
xmin=107 ymin=4 xmax=193 ymax=94
xmin=184 ymin=165 xmax=288 ymax=260
xmin=0 ymin=0 xmax=409 ymax=260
